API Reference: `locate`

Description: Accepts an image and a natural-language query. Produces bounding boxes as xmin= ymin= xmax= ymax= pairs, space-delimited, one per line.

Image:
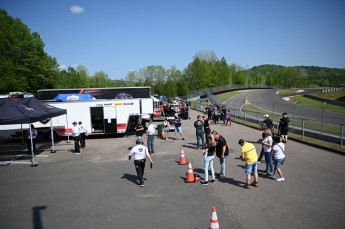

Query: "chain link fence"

xmin=191 ymin=101 xmax=345 ymax=151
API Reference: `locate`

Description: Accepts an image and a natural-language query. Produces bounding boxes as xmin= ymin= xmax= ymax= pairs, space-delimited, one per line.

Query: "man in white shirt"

xmin=146 ymin=120 xmax=156 ymax=154
xmin=71 ymin=121 xmax=81 ymax=154
xmin=78 ymin=121 xmax=88 ymax=148
xmin=129 ymin=139 xmax=153 ymax=187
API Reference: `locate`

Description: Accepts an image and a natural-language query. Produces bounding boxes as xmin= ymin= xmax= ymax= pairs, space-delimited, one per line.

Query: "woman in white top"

xmin=272 ymin=136 xmax=286 ymax=182
xmin=261 ymin=128 xmax=273 ymax=177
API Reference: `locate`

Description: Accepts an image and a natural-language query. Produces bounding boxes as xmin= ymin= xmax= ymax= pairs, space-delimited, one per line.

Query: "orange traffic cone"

xmin=185 ymin=162 xmax=195 ymax=183
xmin=179 ymin=148 xmax=187 ymax=165
xmin=210 ymin=206 xmax=220 ymax=229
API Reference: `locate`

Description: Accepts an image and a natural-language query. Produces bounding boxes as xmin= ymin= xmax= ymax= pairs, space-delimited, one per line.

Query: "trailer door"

xmin=141 ymin=98 xmax=154 ymax=115
xmin=103 ymin=106 xmax=117 ymax=134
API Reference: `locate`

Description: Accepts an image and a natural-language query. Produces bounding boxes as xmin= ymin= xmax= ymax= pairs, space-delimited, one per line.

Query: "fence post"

xmin=293 ymin=101 xmax=297 ymax=129
xmin=302 ymin=119 xmax=305 ymax=139
xmin=341 ymin=124 xmax=344 ymax=150
xmin=321 ymin=102 xmax=326 ymax=134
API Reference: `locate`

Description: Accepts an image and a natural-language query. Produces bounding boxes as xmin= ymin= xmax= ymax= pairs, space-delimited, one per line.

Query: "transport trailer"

xmin=37 ymin=87 xmax=151 ymax=100
xmin=0 ymin=98 xmax=154 ymax=141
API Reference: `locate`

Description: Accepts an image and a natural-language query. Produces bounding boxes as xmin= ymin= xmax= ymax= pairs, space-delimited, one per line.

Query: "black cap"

xmin=136 ymin=139 xmax=143 ymax=145
xmin=238 ymin=139 xmax=245 ymax=145
xmin=282 ymin=112 xmax=287 ymax=115
xmin=72 ymin=121 xmax=77 ymax=124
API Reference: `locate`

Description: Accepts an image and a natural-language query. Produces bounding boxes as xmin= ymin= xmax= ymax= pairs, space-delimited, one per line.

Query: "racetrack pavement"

xmin=0 ymin=109 xmax=344 ymax=228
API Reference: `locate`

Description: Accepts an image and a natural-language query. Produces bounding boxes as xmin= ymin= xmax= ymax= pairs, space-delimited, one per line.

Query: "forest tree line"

xmin=1 ymin=9 xmax=345 ymax=97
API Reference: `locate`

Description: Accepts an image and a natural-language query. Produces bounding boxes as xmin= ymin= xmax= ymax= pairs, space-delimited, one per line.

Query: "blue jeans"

xmin=219 ymin=156 xmax=227 ymax=177
xmin=264 ymin=151 xmax=274 ymax=174
xmin=196 ymin=132 xmax=205 ymax=148
xmin=204 ymin=155 xmax=215 ymax=181
xmin=245 ymin=161 xmax=258 ymax=175
xmin=147 ymin=135 xmax=154 ymax=153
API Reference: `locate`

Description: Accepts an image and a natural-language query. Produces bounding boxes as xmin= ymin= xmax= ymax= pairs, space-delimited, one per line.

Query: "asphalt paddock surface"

xmin=1 ymin=109 xmax=345 ymax=229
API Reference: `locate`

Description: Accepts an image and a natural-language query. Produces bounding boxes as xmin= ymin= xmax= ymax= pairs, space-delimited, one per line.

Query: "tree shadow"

xmin=32 ymin=206 xmax=47 ymax=229
xmin=121 ymin=173 xmax=139 ymax=185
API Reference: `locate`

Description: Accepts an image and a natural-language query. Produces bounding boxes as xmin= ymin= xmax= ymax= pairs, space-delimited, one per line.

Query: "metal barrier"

xmin=191 ymin=101 xmax=345 ymax=151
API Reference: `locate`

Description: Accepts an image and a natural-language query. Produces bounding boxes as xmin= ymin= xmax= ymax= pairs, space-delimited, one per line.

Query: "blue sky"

xmin=2 ymin=0 xmax=345 ymax=80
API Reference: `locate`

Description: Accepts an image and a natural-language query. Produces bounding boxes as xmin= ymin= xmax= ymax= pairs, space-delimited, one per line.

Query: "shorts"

xmin=274 ymin=158 xmax=285 ymax=168
xmin=175 ymin=126 xmax=182 ymax=133
xmin=245 ymin=161 xmax=258 ymax=175
xmin=280 ymin=128 xmax=289 ymax=135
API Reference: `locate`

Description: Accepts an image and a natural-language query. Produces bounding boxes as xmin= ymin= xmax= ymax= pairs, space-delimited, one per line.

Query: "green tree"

xmin=0 ymin=10 xmax=58 ymax=93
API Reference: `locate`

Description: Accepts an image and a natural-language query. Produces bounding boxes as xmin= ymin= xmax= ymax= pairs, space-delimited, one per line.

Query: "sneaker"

xmin=258 ymin=161 xmax=261 ymax=164
xmin=201 ymin=181 xmax=208 ymax=186
xmin=243 ymin=184 xmax=250 ymax=189
xmin=139 ymin=184 xmax=144 ymax=187
xmin=76 ymin=152 xmax=80 ymax=155
xmin=210 ymin=180 xmax=216 ymax=184
xmin=276 ymin=177 xmax=285 ymax=182
xmin=251 ymin=181 xmax=259 ymax=187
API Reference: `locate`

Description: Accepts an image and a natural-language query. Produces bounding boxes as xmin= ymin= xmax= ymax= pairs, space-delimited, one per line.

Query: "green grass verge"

xmin=242 ymin=103 xmax=343 ymax=136
xmin=289 ymin=95 xmax=345 ymax=114
xmin=311 ymin=90 xmax=345 ymax=101
xmin=278 ymin=89 xmax=299 ymax=94
xmin=215 ymin=91 xmax=242 ymax=103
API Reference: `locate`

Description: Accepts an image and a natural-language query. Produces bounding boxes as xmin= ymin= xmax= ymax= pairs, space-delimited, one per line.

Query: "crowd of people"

xmin=128 ymin=100 xmax=289 ymax=189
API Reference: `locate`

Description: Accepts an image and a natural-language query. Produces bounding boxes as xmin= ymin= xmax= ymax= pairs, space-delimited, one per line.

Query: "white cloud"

xmin=58 ymin=64 xmax=67 ymax=70
xmin=70 ymin=6 xmax=84 ymax=14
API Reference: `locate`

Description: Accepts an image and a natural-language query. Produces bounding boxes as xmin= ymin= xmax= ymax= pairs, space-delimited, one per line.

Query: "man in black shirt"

xmin=194 ymin=115 xmax=205 ymax=149
xmin=211 ymin=130 xmax=229 ymax=179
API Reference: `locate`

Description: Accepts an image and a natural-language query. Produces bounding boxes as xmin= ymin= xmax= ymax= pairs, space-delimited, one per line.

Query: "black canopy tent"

xmin=0 ymin=98 xmax=53 ymax=166
xmin=17 ymin=97 xmax=67 ymax=152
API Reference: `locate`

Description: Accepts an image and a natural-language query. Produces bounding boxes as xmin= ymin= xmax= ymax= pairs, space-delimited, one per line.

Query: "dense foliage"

xmin=245 ymin=65 xmax=345 ymax=88
xmin=1 ymin=10 xmax=344 ymax=97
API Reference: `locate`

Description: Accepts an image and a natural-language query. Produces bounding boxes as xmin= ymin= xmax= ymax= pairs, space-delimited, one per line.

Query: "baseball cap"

xmin=264 ymin=114 xmax=269 ymax=118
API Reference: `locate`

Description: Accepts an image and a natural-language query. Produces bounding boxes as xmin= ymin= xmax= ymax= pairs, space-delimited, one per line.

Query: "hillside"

xmin=244 ymin=64 xmax=345 ymax=88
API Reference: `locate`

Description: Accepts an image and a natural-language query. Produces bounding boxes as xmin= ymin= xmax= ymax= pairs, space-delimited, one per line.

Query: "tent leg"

xmin=29 ymin=125 xmax=38 ymax=167
xmin=66 ymin=115 xmax=71 ymax=143
xmin=50 ymin=121 xmax=56 ymax=153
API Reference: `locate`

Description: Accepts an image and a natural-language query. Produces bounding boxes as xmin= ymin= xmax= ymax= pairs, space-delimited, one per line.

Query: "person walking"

xmin=146 ymin=120 xmax=156 ymax=154
xmin=279 ymin=112 xmax=290 ymax=143
xmin=163 ymin=118 xmax=170 ymax=140
xmin=27 ymin=124 xmax=38 ymax=155
xmin=201 ymin=135 xmax=216 ymax=185
xmin=194 ymin=115 xmax=205 ymax=149
xmin=128 ymin=139 xmax=153 ymax=187
xmin=203 ymin=115 xmax=211 ymax=140
xmin=225 ymin=109 xmax=232 ymax=126
xmin=262 ymin=128 xmax=274 ymax=178
xmin=238 ymin=139 xmax=259 ymax=189
xmin=174 ymin=113 xmax=184 ymax=140
xmin=78 ymin=121 xmax=88 ymax=148
xmin=135 ymin=119 xmax=145 ymax=140
xmin=71 ymin=121 xmax=81 ymax=154
xmin=221 ymin=106 xmax=227 ymax=125
xmin=272 ymin=136 xmax=286 ymax=182
xmin=211 ymin=130 xmax=229 ymax=179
